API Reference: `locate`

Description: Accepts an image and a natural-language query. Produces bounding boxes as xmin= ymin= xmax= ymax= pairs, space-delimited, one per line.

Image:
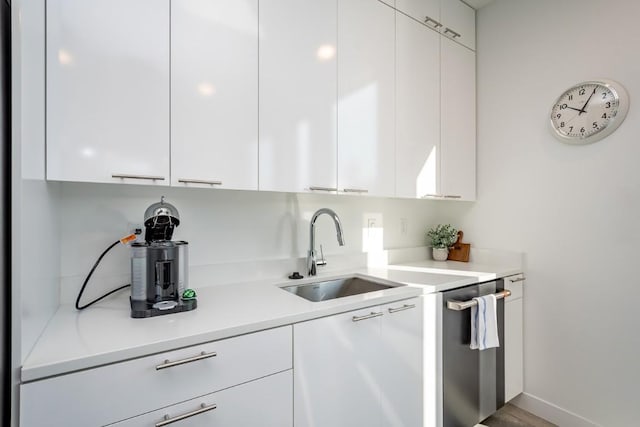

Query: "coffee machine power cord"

xmin=75 ymin=234 xmax=138 ymax=310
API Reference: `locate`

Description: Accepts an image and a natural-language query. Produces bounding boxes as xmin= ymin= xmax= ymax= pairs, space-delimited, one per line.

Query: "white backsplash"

xmin=58 ymin=182 xmax=457 ymax=304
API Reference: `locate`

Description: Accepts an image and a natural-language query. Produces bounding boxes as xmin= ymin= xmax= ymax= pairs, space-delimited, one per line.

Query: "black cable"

xmin=75 ymin=240 xmax=131 ymax=310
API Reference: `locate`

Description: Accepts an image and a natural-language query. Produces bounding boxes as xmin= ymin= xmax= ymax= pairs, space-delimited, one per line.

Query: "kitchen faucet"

xmin=308 ymin=208 xmax=345 ymax=276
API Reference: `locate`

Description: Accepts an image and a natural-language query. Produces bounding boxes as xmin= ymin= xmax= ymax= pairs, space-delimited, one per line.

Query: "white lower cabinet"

xmin=504 ymin=274 xmax=525 ymax=402
xmin=108 ymin=371 xmax=292 ymax=427
xmin=293 ymin=298 xmax=423 ymax=427
xmin=20 ymin=326 xmax=292 ymax=427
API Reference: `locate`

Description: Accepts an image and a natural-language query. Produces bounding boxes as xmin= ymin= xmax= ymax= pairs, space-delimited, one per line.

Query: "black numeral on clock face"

xmin=579 ymin=88 xmax=586 ymax=95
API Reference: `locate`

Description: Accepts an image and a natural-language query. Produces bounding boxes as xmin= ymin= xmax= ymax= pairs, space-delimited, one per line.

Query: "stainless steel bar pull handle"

xmin=309 ymin=186 xmax=338 ymax=192
xmin=111 ymin=173 xmax=166 ymax=181
xmin=444 ymin=27 xmax=461 ymax=38
xmin=343 ymin=188 xmax=369 ymax=194
xmin=424 ymin=16 xmax=442 ymax=28
xmin=446 ymin=290 xmax=511 ymax=311
xmin=352 ymin=311 xmax=383 ymax=322
xmin=155 ymin=351 xmax=217 ymax=370
xmin=421 ymin=193 xmax=462 ymax=199
xmin=388 ymin=303 xmax=416 ymax=314
xmin=509 ymin=277 xmax=526 ymax=283
xmin=178 ymin=178 xmax=222 ymax=186
xmin=156 ymin=403 xmax=217 ymax=427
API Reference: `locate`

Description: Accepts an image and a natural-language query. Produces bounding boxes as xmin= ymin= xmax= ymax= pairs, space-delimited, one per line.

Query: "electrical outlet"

xmin=400 ymin=218 xmax=408 ymax=235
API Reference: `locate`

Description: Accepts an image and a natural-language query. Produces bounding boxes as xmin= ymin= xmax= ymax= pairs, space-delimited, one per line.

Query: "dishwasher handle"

xmin=446 ymin=290 xmax=511 ymax=311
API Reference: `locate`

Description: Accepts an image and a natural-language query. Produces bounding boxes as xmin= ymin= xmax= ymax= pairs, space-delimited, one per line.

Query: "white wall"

xmin=58 ymin=182 xmax=446 ymax=303
xmin=441 ymin=0 xmax=640 ymax=425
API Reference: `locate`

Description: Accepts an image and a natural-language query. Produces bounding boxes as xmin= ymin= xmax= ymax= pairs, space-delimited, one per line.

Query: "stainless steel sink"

xmin=281 ymin=277 xmax=395 ymax=302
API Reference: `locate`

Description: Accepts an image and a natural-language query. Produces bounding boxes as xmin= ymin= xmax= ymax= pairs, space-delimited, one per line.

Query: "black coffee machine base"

xmin=130 ymin=298 xmax=197 ymax=319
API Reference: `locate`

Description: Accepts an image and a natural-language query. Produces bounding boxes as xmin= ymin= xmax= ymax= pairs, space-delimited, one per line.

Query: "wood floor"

xmin=481 ymin=403 xmax=557 ymax=427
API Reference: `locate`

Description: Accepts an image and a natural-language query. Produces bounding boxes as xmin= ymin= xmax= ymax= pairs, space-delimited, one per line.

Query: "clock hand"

xmin=578 ymin=88 xmax=597 ymax=115
xmin=566 ymin=106 xmax=584 ymax=113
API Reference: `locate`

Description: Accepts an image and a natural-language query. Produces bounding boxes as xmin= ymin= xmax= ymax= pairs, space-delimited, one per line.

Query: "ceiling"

xmin=462 ymin=0 xmax=495 ymax=9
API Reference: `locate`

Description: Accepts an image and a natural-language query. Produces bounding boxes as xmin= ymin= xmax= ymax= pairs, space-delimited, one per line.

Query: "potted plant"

xmin=426 ymin=224 xmax=458 ymax=261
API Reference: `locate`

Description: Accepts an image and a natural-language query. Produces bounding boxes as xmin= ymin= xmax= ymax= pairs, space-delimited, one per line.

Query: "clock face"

xmin=550 ymin=80 xmax=629 ymax=144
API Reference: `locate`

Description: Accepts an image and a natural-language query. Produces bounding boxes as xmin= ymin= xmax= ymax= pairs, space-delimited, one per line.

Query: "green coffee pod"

xmin=182 ymin=289 xmax=197 ymax=300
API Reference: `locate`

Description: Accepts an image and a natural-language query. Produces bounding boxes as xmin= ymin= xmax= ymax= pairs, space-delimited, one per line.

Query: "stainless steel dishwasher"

xmin=442 ymin=279 xmax=508 ymax=427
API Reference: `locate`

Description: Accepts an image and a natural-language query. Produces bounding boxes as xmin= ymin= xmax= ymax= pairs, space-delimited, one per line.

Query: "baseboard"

xmin=511 ymin=393 xmax=602 ymax=427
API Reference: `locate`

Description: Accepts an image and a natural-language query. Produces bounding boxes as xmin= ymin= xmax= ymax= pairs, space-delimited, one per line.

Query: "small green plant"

xmin=426 ymin=224 xmax=458 ymax=249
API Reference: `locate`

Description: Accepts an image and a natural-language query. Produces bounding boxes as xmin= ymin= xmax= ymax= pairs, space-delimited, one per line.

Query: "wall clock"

xmin=550 ymin=79 xmax=629 ymax=144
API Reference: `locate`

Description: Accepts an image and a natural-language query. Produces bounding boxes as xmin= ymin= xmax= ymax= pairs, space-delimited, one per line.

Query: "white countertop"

xmin=21 ymin=271 xmax=421 ymax=382
xmin=22 ymin=251 xmax=522 ymax=383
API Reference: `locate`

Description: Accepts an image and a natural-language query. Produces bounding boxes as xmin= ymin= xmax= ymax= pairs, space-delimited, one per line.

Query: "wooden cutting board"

xmin=447 ymin=231 xmax=470 ymax=262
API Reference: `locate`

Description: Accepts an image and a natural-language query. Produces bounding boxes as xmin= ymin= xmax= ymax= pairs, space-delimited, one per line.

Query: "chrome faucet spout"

xmin=308 ymin=208 xmax=345 ymax=276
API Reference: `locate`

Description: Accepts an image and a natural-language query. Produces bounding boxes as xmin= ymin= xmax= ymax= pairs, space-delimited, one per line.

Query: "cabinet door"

xmin=171 ymin=0 xmax=258 ymax=190
xmin=395 ymin=12 xmax=440 ymax=199
xmin=259 ymin=0 xmax=337 ymax=193
xmin=440 ymin=36 xmax=476 ymax=201
xmin=294 ymin=306 xmax=383 ymax=427
xmin=109 ymin=371 xmax=292 ymax=427
xmin=441 ymin=0 xmax=476 ymax=50
xmin=505 ymin=275 xmax=524 ymax=402
xmin=396 ymin=0 xmax=440 ymax=28
xmin=46 ymin=0 xmax=170 ymax=185
xmin=337 ymin=0 xmax=395 ymax=197
xmin=380 ymin=298 xmax=424 ymax=427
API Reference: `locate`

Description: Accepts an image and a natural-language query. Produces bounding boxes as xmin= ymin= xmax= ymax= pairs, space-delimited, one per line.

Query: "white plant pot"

xmin=432 ymin=247 xmax=449 ymax=261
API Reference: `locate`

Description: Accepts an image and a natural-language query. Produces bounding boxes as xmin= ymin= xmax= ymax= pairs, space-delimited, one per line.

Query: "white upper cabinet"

xmin=259 ymin=0 xmax=338 ymax=194
xmin=337 ymin=0 xmax=395 ymax=197
xmin=395 ymin=11 xmax=440 ymax=199
xmin=396 ymin=0 xmax=475 ymax=51
xmin=396 ymin=0 xmax=440 ymax=28
xmin=441 ymin=0 xmax=475 ymax=50
xmin=171 ymin=0 xmax=259 ymax=190
xmin=46 ymin=0 xmax=170 ymax=185
xmin=440 ymin=36 xmax=476 ymax=200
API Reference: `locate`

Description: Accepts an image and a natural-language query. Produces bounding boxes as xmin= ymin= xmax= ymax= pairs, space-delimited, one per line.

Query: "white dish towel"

xmin=470 ymin=294 xmax=500 ymax=350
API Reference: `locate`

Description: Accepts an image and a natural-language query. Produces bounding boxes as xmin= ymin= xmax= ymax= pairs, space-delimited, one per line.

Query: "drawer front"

xmin=20 ymin=326 xmax=292 ymax=427
xmin=108 ymin=370 xmax=293 ymax=427
xmin=504 ymin=273 xmax=525 ymax=300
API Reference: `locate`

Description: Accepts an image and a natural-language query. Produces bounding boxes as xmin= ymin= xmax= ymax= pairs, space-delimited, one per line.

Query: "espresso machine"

xmin=130 ymin=197 xmax=196 ymax=318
